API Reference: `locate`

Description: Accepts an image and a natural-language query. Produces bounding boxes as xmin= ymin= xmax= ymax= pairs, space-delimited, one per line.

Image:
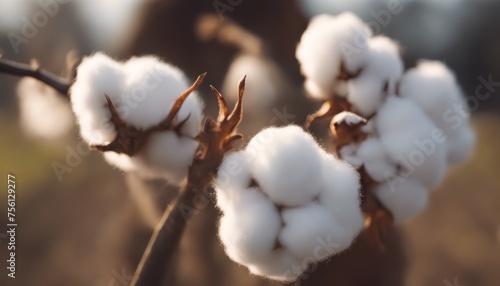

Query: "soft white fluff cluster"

xmin=215 ymin=125 xmax=363 ymax=281
xmin=297 ymin=13 xmax=402 ymax=116
xmin=296 ymin=12 xmax=372 ymax=100
xmin=70 ymin=53 xmax=203 ymax=184
xmin=17 ymin=77 xmax=74 ymax=141
xmin=399 ymin=60 xmax=475 ymax=165
xmin=299 ymin=13 xmax=475 ymax=223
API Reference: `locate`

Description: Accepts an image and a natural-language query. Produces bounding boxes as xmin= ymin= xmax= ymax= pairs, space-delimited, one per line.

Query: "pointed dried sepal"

xmin=330 ymin=113 xmax=368 ymax=152
xmin=154 ymin=72 xmax=207 ymax=131
xmin=91 ymin=95 xmax=146 ymax=155
xmin=210 ymin=85 xmax=229 ymax=122
xmin=304 ymin=96 xmax=351 ymax=130
xmin=225 ymin=76 xmax=245 ymax=131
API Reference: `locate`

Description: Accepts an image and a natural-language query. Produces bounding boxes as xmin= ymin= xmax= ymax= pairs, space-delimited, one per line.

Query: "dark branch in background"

xmin=0 ymin=57 xmax=72 ymax=96
xmin=130 ymin=77 xmax=246 ymax=286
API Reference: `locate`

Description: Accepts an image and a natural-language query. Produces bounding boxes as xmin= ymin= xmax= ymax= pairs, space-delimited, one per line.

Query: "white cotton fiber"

xmin=332 ymin=111 xmax=366 ymax=126
xmin=215 ymin=125 xmax=364 ymax=282
xmin=363 ymin=36 xmax=403 ymax=89
xmin=214 ymin=151 xmax=253 ymax=212
xmin=70 ymin=52 xmax=126 ymax=145
xmin=374 ymin=178 xmax=429 ymax=224
xmin=318 ymin=153 xmax=364 ymax=237
xmin=375 ymin=96 xmax=447 ymax=188
xmin=339 ymin=144 xmax=363 ymax=168
xmin=280 ymin=202 xmax=353 ymax=261
xmin=247 ymin=250 xmax=302 ymax=282
xmin=121 ymin=56 xmax=203 ymax=137
xmin=70 ymin=53 xmax=204 ymax=183
xmin=218 ymin=187 xmax=282 ymax=265
xmin=356 ymin=137 xmax=397 ymax=182
xmin=296 ymin=13 xmax=372 ymax=99
xmin=347 ymin=36 xmax=403 ymax=116
xmin=17 ymin=77 xmax=74 ymax=141
xmin=347 ymin=74 xmax=386 ymax=117
xmin=141 ymin=132 xmax=199 ymax=184
xmin=245 ymin=125 xmax=323 ymax=207
xmin=399 ymin=60 xmax=475 ymax=165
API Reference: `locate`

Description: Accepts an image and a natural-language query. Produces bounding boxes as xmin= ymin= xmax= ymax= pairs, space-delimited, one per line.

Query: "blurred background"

xmin=0 ymin=0 xmax=499 ymax=285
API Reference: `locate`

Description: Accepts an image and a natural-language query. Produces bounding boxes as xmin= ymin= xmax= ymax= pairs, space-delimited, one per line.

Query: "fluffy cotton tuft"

xmin=374 ymin=178 xmax=429 ymax=224
xmin=215 ymin=126 xmax=363 ymax=281
xmin=347 ymin=36 xmax=404 ymax=116
xmin=245 ymin=125 xmax=324 ymax=207
xmin=399 ymin=60 xmax=475 ymax=165
xmin=296 ymin=13 xmax=372 ymax=99
xmin=332 ymin=111 xmax=366 ymax=126
xmin=375 ymin=96 xmax=447 ymax=188
xmin=70 ymin=53 xmax=203 ymax=184
xmin=17 ymin=78 xmax=74 ymax=141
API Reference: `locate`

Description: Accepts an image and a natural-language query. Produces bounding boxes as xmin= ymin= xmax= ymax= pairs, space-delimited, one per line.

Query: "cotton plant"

xmin=297 ymin=13 xmax=475 ymax=234
xmin=70 ymin=53 xmax=204 ymax=184
xmin=214 ymin=126 xmax=362 ymax=281
xmin=0 ymin=10 xmax=477 ymax=286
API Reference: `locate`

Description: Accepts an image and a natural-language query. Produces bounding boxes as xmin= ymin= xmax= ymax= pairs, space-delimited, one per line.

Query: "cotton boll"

xmin=399 ymin=60 xmax=475 ymax=164
xmin=245 ymin=125 xmax=323 ymax=207
xmin=318 ymin=154 xmax=363 ymax=236
xmin=375 ymin=96 xmax=447 ymax=188
xmin=374 ymin=178 xmax=429 ymax=224
xmin=339 ymin=144 xmax=363 ymax=167
xmin=399 ymin=60 xmax=462 ymax=134
xmin=347 ymin=74 xmax=385 ymax=116
xmin=142 ymin=132 xmax=199 ymax=184
xmin=356 ymin=137 xmax=397 ymax=182
xmin=296 ymin=13 xmax=372 ymax=99
xmin=218 ymin=188 xmax=282 ymax=265
xmin=347 ymin=36 xmax=403 ymax=116
xmin=214 ymin=151 xmax=253 ymax=212
xmin=222 ymin=54 xmax=282 ymax=109
xmin=70 ymin=52 xmax=126 ymax=145
xmin=248 ymin=250 xmax=302 ymax=282
xmin=17 ymin=78 xmax=74 ymax=141
xmin=103 ymin=152 xmax=137 ymax=173
xmin=364 ymin=36 xmax=403 ymax=90
xmin=280 ymin=203 xmax=353 ymax=261
xmin=121 ymin=56 xmax=203 ymax=137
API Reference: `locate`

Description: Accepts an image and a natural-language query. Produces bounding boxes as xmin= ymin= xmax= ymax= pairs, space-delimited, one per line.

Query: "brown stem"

xmin=130 ymin=77 xmax=246 ymax=286
xmin=0 ymin=58 xmax=72 ymax=96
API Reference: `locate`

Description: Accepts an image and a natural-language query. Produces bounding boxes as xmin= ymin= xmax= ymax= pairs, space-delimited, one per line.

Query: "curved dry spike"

xmin=210 ymin=85 xmax=229 ymax=122
xmin=160 ymin=72 xmax=207 ymax=128
xmin=104 ymin=94 xmax=124 ymax=126
xmin=226 ymin=75 xmax=245 ymax=129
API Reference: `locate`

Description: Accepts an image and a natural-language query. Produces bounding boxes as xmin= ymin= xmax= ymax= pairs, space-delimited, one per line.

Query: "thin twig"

xmin=0 ymin=57 xmax=72 ymax=96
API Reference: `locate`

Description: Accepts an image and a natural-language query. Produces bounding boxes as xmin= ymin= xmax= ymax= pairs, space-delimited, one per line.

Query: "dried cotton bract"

xmin=215 ymin=125 xmax=363 ymax=281
xmin=70 ymin=53 xmax=203 ymax=184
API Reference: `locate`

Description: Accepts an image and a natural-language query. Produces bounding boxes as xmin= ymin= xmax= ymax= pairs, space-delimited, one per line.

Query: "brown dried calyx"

xmin=187 ymin=76 xmax=246 ymax=189
xmin=330 ymin=113 xmax=368 ymax=152
xmin=304 ymin=63 xmax=358 ymax=129
xmin=91 ymin=73 xmax=207 ymax=155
